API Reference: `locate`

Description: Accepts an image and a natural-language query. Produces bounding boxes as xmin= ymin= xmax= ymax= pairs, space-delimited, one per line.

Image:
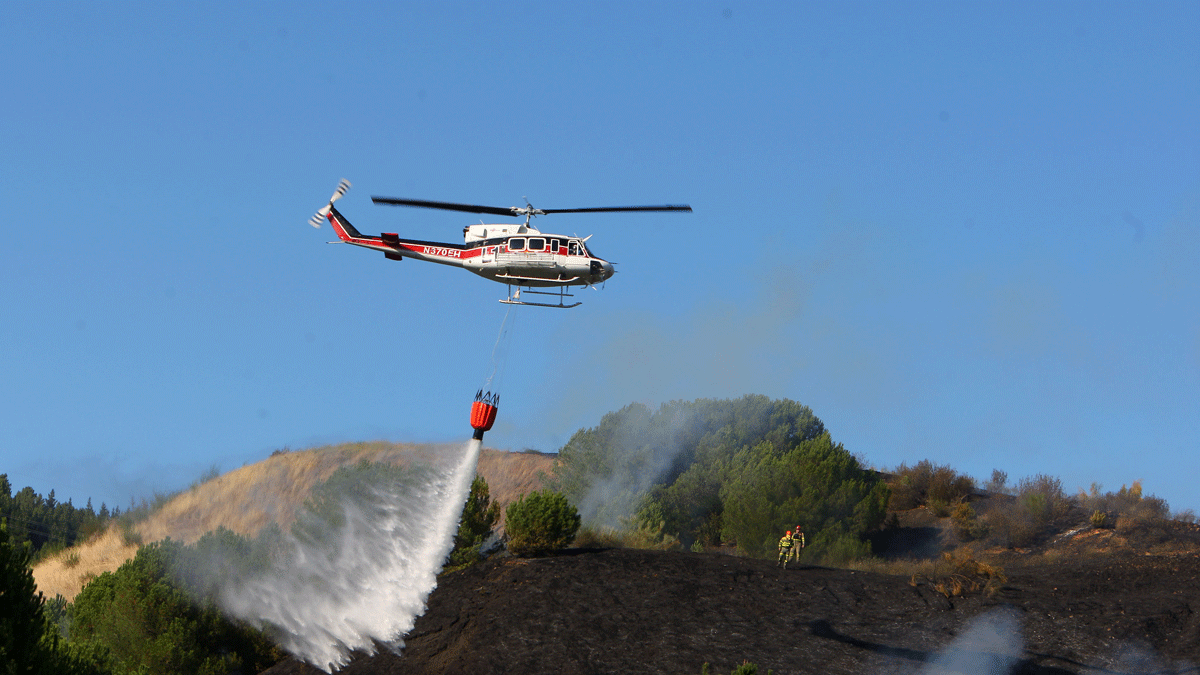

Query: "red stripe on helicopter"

xmin=393 ymin=242 xmax=482 ymax=259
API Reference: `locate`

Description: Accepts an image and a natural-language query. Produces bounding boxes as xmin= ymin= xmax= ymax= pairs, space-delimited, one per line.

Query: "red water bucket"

xmin=470 ymin=401 xmax=498 ymax=432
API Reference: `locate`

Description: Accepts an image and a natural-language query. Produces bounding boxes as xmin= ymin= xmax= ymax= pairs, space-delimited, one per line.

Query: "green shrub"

xmin=546 ymin=397 xmax=886 ymax=566
xmin=0 ymin=520 xmax=103 ymax=675
xmin=812 ymin=530 xmax=873 ymax=566
xmin=572 ymin=520 xmax=682 ymax=551
xmin=717 ymin=434 xmax=888 ymax=564
xmin=927 ymin=498 xmax=951 ymax=517
xmin=572 ymin=525 xmax=626 ymax=548
xmin=69 ymin=539 xmax=282 ymax=675
xmin=448 ymin=476 xmax=501 ymax=569
xmin=505 ymin=490 xmax=581 ymax=557
xmin=118 ymin=521 xmax=142 ymax=547
xmin=1090 ymin=510 xmax=1109 ymax=529
xmin=951 ymin=502 xmax=989 ymax=541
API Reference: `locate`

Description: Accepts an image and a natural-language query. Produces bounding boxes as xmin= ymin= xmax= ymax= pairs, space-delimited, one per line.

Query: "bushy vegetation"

xmin=0 ymin=474 xmax=114 ymax=562
xmin=887 ymin=460 xmax=977 ymax=512
xmin=0 ymin=519 xmax=104 ymax=674
xmin=909 ymin=547 xmax=1007 ymax=598
xmin=68 ymin=538 xmax=282 ymax=675
xmin=9 ymin=459 xmax=457 ymax=673
xmin=505 ymin=490 xmax=581 ymax=556
xmin=574 ymin=520 xmax=681 ymax=551
xmin=712 ymin=434 xmax=888 ymax=564
xmin=549 ymin=396 xmax=889 ymax=565
xmin=1077 ymin=480 xmax=1169 ymax=527
xmin=448 ymin=475 xmax=501 ymax=568
xmin=981 ymin=474 xmax=1075 ymax=548
xmin=930 ymin=473 xmax=1182 ymax=550
xmin=950 ymin=501 xmax=989 ymax=542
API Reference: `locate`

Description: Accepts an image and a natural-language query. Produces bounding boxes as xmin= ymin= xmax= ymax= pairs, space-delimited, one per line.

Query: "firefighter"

xmin=777 ymin=530 xmax=794 ymax=568
xmin=789 ymin=526 xmax=805 ymax=564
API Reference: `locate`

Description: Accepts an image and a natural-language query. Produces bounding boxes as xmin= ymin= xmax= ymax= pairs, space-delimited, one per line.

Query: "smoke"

xmin=917 ymin=608 xmax=1195 ymax=675
xmin=207 ymin=440 xmax=481 ymax=672
xmin=922 ymin=608 xmax=1022 ymax=675
xmin=572 ymin=403 xmax=695 ymax=529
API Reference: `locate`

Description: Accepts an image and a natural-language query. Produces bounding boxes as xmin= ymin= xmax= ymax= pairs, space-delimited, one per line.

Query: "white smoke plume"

xmin=922 ymin=608 xmax=1023 ymax=675
xmin=212 ymin=439 xmax=481 ymax=672
xmin=574 ymin=405 xmax=694 ymax=528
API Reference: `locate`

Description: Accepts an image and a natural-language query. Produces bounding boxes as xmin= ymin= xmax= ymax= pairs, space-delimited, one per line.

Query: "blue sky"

xmin=2 ymin=2 xmax=1197 ymax=516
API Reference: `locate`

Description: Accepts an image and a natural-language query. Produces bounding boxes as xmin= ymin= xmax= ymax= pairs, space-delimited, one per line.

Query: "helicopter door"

xmin=482 ymin=245 xmax=496 ymax=264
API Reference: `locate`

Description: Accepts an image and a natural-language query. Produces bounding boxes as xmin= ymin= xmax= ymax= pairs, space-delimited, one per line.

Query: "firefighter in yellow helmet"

xmin=777 ymin=530 xmax=794 ymax=568
xmin=789 ymin=526 xmax=806 ymax=564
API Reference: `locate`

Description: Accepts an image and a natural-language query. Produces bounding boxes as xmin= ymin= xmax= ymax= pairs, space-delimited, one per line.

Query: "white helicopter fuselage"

xmin=325 ymin=206 xmax=614 ymax=289
xmin=461 ymin=223 xmax=611 ymax=287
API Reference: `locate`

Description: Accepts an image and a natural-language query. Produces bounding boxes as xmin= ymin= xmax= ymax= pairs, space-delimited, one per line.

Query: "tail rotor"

xmin=309 ymin=179 xmax=352 ymax=228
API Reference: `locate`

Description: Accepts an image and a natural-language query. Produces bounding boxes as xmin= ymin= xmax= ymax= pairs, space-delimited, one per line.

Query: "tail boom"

xmin=327 ymin=206 xmax=475 ymax=268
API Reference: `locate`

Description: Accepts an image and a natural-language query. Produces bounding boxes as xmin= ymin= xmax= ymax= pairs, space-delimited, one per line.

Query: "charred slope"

xmin=262 ymin=548 xmax=1200 ymax=675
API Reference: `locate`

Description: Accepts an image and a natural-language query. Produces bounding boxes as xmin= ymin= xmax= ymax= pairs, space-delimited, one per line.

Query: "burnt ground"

xmin=261 ymin=536 xmax=1200 ymax=675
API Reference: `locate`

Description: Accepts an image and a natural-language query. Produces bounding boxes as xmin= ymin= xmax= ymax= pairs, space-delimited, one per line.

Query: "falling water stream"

xmin=214 ymin=439 xmax=482 ymax=671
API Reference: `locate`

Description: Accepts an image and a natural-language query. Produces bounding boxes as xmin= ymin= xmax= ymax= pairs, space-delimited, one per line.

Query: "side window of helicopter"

xmin=550 ymin=239 xmax=560 ymax=254
xmin=508 ymin=238 xmax=525 ymax=252
xmin=528 ymin=238 xmax=545 ymax=251
xmin=568 ymin=240 xmax=581 ymax=256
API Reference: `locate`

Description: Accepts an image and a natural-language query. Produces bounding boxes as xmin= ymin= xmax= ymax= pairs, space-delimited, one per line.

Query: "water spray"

xmin=208 ymin=439 xmax=483 ymax=672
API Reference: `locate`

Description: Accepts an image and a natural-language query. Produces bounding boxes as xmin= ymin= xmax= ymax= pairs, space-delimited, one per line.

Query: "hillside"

xmin=32 ymin=443 xmax=554 ymax=600
xmin=261 ymin=541 xmax=1200 ymax=675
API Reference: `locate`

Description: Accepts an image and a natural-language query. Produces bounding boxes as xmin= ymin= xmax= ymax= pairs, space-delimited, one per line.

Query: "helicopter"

xmin=309 ymin=180 xmax=691 ymax=308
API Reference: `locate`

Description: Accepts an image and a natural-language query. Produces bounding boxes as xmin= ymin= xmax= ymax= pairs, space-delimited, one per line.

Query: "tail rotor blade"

xmin=310 ymin=179 xmax=350 ymax=228
xmin=330 ymin=178 xmax=351 ymax=204
xmin=309 ymin=205 xmax=332 ymax=228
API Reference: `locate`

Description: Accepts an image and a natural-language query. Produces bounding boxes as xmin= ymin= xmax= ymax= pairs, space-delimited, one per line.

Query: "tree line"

xmin=0 ymin=395 xmax=895 ymax=671
xmin=0 ymin=474 xmax=115 ymax=561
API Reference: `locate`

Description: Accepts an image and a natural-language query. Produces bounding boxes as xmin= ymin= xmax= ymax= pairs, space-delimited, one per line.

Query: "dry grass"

xmin=574 ymin=521 xmax=682 ymax=551
xmin=849 ymin=546 xmax=1007 ymax=599
xmin=914 ymin=547 xmax=1007 ymax=598
xmin=32 ymin=528 xmax=138 ymax=601
xmin=32 ymin=442 xmax=555 ymax=601
xmin=475 ymin=449 xmax=554 ymax=528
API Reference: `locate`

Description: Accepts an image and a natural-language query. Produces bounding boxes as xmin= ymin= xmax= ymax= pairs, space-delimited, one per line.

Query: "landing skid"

xmin=499 ymin=286 xmax=582 ymax=309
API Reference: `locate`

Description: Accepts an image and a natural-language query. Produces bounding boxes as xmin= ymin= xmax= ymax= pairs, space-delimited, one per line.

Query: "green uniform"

xmin=777 ymin=534 xmax=794 ymax=568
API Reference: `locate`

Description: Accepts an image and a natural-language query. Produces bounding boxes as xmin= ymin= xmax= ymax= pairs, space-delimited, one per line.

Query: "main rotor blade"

xmin=371 ymin=197 xmax=519 ymax=217
xmin=371 ymin=197 xmax=693 ymax=217
xmin=541 ymin=205 xmax=692 ymax=214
